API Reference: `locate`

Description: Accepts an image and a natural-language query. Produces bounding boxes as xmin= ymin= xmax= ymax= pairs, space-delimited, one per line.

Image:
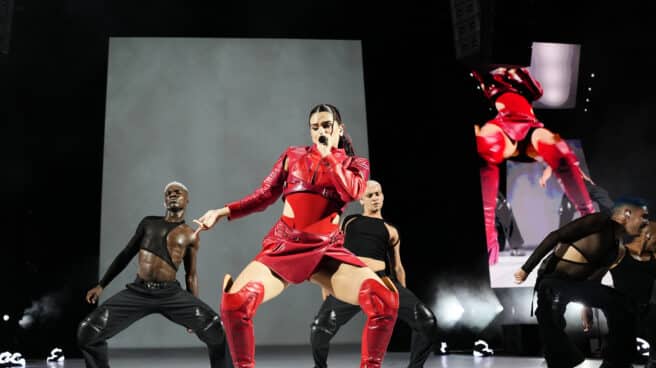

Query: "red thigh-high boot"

xmin=220 ymin=276 xmax=265 ymax=368
xmin=476 ymin=130 xmax=505 ymax=265
xmin=535 ymin=138 xmax=594 ymax=216
xmin=480 ymin=163 xmax=500 ymax=265
xmin=358 ymin=278 xmax=399 ymax=368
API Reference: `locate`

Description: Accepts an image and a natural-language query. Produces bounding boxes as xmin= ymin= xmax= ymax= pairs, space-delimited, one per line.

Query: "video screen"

xmin=488 ymin=140 xmax=611 ymax=288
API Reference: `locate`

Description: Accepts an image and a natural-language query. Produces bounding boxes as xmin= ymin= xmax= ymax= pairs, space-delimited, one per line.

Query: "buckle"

xmin=144 ymin=281 xmax=163 ymax=289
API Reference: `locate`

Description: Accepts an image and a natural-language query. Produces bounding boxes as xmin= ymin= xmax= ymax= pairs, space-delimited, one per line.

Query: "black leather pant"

xmin=77 ymin=279 xmax=231 ymax=368
xmin=535 ymin=276 xmax=635 ymax=368
xmin=310 ymin=279 xmax=438 ymax=368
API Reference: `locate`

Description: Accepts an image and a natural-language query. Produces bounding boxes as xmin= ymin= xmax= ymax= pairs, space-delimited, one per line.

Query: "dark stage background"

xmin=2 ymin=0 xmax=655 ymax=359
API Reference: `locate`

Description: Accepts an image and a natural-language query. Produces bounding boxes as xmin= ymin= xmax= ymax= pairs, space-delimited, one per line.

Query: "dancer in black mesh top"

xmin=309 ymin=181 xmax=439 ymax=368
xmin=582 ymin=221 xmax=656 ymax=368
xmin=76 ymin=182 xmax=232 ymax=368
xmin=515 ymin=197 xmax=649 ymax=368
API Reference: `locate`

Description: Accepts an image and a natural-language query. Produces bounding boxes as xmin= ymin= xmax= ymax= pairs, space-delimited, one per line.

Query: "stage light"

xmin=0 ymin=352 xmax=26 ymax=367
xmin=18 ymin=314 xmax=33 ymax=329
xmin=433 ymin=279 xmax=504 ymax=332
xmin=439 ymin=342 xmax=450 ymax=355
xmin=569 ymin=302 xmax=585 ymax=313
xmin=473 ymin=339 xmax=494 ymax=357
xmin=434 ymin=295 xmax=464 ymax=328
xmin=17 ymin=293 xmax=63 ymax=330
xmin=470 ymin=73 xmax=474 ymax=77
xmin=588 ymin=87 xmax=592 ymax=91
xmin=47 ymin=348 xmax=65 ymax=363
xmin=456 ymin=286 xmax=504 ymax=331
xmin=637 ymin=337 xmax=650 ymax=357
xmin=442 ymin=299 xmax=465 ymax=323
xmin=590 ymin=73 xmax=595 ymax=78
xmin=2 ymin=315 xmax=8 ymax=322
xmin=584 ymin=108 xmax=588 ymax=112
xmin=585 ymin=98 xmax=590 ymax=102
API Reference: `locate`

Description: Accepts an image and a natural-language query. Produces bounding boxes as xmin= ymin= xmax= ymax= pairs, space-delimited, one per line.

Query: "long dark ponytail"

xmin=309 ymin=104 xmax=356 ymax=156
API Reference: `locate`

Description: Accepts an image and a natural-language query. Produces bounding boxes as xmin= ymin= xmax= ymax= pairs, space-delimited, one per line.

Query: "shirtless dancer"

xmin=77 ymin=182 xmax=231 ymax=368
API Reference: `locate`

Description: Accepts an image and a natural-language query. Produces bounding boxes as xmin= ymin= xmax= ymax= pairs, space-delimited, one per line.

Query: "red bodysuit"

xmin=226 ymin=145 xmax=369 ymax=283
xmin=487 ymin=91 xmax=544 ymax=142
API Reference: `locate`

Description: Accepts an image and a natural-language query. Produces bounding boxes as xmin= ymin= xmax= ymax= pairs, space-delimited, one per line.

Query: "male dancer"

xmin=515 ymin=198 xmax=649 ymax=368
xmin=583 ymin=221 xmax=656 ymax=368
xmin=77 ymin=182 xmax=231 ymax=368
xmin=310 ymin=180 xmax=438 ymax=368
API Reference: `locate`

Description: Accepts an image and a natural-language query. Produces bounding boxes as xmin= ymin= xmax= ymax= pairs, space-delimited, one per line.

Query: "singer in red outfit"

xmin=194 ymin=104 xmax=399 ymax=368
xmin=473 ymin=66 xmax=595 ymax=265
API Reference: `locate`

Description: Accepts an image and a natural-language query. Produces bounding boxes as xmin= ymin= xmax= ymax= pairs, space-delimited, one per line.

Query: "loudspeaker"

xmin=450 ymin=0 xmax=481 ymax=60
xmin=0 ymin=0 xmax=14 ymax=55
xmin=451 ymin=0 xmax=533 ymax=66
xmin=502 ymin=323 xmax=542 ymax=356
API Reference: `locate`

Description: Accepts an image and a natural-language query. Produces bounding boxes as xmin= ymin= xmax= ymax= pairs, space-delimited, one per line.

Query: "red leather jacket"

xmin=227 ymin=145 xmax=370 ymax=220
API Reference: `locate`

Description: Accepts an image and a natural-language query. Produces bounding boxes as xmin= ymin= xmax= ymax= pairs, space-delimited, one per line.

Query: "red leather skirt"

xmin=254 ymin=218 xmax=366 ymax=284
xmin=488 ymin=118 xmax=544 ymax=141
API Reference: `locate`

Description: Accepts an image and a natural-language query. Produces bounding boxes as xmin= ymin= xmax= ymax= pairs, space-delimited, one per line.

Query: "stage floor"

xmin=17 ymin=345 xmax=617 ymax=367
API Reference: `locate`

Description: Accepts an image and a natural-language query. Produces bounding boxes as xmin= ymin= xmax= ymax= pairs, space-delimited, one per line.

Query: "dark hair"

xmin=309 ymin=104 xmax=355 ymax=156
xmin=612 ymin=196 xmax=649 ymax=215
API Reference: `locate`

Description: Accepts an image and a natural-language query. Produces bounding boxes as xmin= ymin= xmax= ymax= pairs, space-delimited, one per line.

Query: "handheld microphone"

xmin=318 ymin=135 xmax=328 ymax=145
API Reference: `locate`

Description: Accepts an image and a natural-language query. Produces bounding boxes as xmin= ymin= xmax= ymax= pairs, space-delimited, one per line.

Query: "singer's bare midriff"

xmin=281 ymin=157 xmax=341 ymax=225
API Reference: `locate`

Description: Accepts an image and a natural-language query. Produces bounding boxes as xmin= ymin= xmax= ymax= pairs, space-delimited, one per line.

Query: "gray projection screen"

xmin=100 ymin=38 xmax=369 ymax=348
